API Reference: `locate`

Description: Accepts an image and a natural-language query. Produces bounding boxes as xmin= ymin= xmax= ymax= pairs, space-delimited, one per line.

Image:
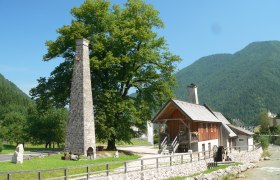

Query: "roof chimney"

xmin=187 ymin=83 xmax=199 ymax=104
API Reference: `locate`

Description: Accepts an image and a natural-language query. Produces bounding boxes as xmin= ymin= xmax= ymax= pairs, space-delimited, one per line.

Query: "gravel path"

xmin=242 ymin=145 xmax=280 ymax=180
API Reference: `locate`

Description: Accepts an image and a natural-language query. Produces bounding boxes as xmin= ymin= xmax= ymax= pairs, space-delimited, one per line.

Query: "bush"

xmin=259 ymin=136 xmax=269 ymax=150
xmin=262 ymin=149 xmax=271 ymax=157
xmin=274 ymin=137 xmax=280 ymax=146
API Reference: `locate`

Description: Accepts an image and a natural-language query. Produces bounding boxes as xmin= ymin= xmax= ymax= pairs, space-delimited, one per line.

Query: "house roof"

xmin=212 ymin=111 xmax=236 ymax=137
xmin=221 ymin=123 xmax=237 ymax=137
xmin=228 ymin=124 xmax=254 ymax=135
xmin=153 ymin=99 xmax=221 ymax=123
xmin=213 ymin=111 xmax=231 ymax=124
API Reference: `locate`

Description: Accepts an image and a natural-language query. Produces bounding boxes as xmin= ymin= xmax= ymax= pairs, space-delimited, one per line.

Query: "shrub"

xmin=262 ymin=149 xmax=271 ymax=157
xmin=274 ymin=137 xmax=280 ymax=146
xmin=259 ymin=136 xmax=269 ymax=150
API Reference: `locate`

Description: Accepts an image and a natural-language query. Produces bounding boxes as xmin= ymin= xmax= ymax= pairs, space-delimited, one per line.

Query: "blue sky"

xmin=1 ymin=0 xmax=280 ymax=94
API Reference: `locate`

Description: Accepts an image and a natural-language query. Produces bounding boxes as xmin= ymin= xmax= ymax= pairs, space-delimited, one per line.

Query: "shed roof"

xmin=221 ymin=123 xmax=237 ymax=137
xmin=228 ymin=124 xmax=254 ymax=136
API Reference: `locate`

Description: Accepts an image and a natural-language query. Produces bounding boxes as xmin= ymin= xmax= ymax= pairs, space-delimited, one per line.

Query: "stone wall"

xmin=228 ymin=147 xmax=263 ymax=163
xmin=91 ymin=147 xmax=263 ymax=180
xmin=94 ymin=158 xmax=213 ymax=180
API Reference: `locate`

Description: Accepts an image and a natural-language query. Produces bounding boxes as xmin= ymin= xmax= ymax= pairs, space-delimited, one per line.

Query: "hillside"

xmin=0 ymin=73 xmax=31 ymax=112
xmin=174 ymin=41 xmax=280 ymax=125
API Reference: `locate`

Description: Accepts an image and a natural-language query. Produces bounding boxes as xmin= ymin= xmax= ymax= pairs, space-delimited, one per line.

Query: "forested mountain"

xmin=174 ymin=41 xmax=280 ymax=125
xmin=0 ymin=73 xmax=30 ymax=107
xmin=0 ymin=73 xmax=31 ymax=143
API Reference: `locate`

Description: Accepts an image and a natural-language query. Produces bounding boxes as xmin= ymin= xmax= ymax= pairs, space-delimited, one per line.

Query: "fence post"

xmin=38 ymin=171 xmax=42 ymax=180
xmin=181 ymin=155 xmax=183 ymax=164
xmin=124 ymin=162 xmax=127 ymax=173
xmin=190 ymin=153 xmax=193 ymax=162
xmin=156 ymin=158 xmax=159 ymax=168
xmin=7 ymin=174 xmax=11 ymax=180
xmin=209 ymin=150 xmax=210 ymax=159
xmin=106 ymin=164 xmax=109 ymax=176
xmin=86 ymin=166 xmax=89 ymax=179
xmin=170 ymin=156 xmax=172 ymax=166
xmin=253 ymin=145 xmax=255 ymax=151
xmin=64 ymin=168 xmax=68 ymax=180
xmin=204 ymin=151 xmax=206 ymax=160
xmin=141 ymin=160 xmax=144 ymax=171
xmin=198 ymin=152 xmax=200 ymax=161
xmin=239 ymin=147 xmax=241 ymax=153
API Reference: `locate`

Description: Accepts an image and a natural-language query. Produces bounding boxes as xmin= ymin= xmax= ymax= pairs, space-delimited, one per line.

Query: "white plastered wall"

xmin=197 ymin=139 xmax=219 ymax=152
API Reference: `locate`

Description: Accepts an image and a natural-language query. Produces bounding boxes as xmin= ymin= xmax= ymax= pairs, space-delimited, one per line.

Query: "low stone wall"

xmin=193 ymin=147 xmax=263 ymax=180
xmin=228 ymin=147 xmax=263 ymax=163
xmin=92 ymin=147 xmax=263 ymax=180
xmin=193 ymin=163 xmax=256 ymax=180
xmin=95 ymin=158 xmax=213 ymax=180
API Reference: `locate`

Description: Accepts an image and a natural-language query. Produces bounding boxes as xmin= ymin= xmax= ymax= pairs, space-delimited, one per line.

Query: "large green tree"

xmin=27 ymin=106 xmax=68 ymax=148
xmin=30 ymin=0 xmax=180 ymax=150
xmin=0 ymin=104 xmax=29 ymax=144
xmin=258 ymin=111 xmax=271 ymax=134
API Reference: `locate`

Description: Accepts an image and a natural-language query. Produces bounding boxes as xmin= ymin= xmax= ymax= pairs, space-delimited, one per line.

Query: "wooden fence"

xmin=0 ymin=145 xmax=258 ymax=180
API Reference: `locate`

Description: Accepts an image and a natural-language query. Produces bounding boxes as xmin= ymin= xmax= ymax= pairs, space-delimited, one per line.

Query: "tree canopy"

xmin=30 ymin=0 xmax=180 ymax=149
xmin=258 ymin=111 xmax=271 ymax=134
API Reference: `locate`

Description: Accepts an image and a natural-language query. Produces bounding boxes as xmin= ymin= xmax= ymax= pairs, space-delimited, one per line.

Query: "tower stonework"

xmin=65 ymin=38 xmax=96 ymax=157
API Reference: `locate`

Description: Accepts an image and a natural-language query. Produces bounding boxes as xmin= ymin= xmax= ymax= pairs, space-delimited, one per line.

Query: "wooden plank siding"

xmin=159 ymin=106 xmax=220 ymax=142
xmin=198 ymin=122 xmax=219 ymax=141
xmin=166 ymin=109 xmax=189 ymax=140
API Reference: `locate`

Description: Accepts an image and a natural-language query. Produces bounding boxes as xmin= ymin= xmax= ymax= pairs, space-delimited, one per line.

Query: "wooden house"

xmin=153 ymin=84 xmax=223 ymax=153
xmin=153 ymin=99 xmax=221 ymax=153
xmin=152 ymin=83 xmax=254 ymax=154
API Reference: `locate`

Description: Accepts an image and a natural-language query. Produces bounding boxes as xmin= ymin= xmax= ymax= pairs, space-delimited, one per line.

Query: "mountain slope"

xmin=0 ymin=73 xmax=31 ymax=110
xmin=174 ymin=41 xmax=280 ymax=125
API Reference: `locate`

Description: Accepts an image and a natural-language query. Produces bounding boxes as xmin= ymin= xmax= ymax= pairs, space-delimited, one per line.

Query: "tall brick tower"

xmin=65 ymin=38 xmax=96 ymax=157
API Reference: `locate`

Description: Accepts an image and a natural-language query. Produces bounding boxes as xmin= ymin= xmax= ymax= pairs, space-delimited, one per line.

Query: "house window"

xmin=202 ymin=144 xmax=205 ymax=152
xmin=210 ymin=123 xmax=213 ymax=132
xmin=239 ymin=138 xmax=244 ymax=141
xmin=205 ymin=123 xmax=208 ymax=132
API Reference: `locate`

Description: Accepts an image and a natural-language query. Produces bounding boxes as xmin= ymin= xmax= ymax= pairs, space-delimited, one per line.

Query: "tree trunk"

xmin=106 ymin=137 xmax=117 ymax=150
xmin=45 ymin=143 xmax=48 ymax=148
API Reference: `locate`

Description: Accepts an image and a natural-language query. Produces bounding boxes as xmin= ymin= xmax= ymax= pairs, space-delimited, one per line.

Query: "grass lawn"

xmin=0 ymin=151 xmax=140 ymax=180
xmin=0 ymin=138 xmax=151 ymax=155
xmin=0 ymin=144 xmax=63 ymax=154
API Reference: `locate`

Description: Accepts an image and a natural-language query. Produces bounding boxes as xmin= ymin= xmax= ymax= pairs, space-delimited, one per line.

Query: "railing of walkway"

xmin=0 ymin=145 xmax=259 ymax=180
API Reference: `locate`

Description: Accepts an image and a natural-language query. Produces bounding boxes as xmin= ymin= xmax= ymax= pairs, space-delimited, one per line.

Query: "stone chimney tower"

xmin=65 ymin=38 xmax=96 ymax=157
xmin=187 ymin=83 xmax=199 ymax=104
